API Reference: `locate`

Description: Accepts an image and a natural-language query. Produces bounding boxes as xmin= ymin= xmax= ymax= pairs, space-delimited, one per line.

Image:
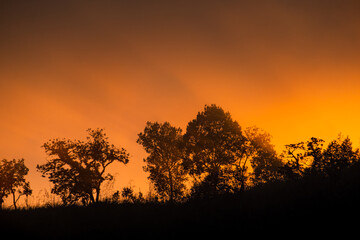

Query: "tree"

xmin=281 ymin=135 xmax=360 ymax=180
xmin=183 ymin=104 xmax=247 ymax=196
xmin=280 ymin=138 xmax=326 ymax=180
xmin=37 ymin=128 xmax=130 ymax=205
xmin=0 ymin=158 xmax=32 ymax=209
xmin=121 ymin=187 xmax=136 ymax=203
xmin=137 ymin=122 xmax=187 ymax=202
xmin=119 ymin=186 xmax=144 ymax=203
xmin=321 ymin=135 xmax=359 ymax=178
xmin=245 ymin=126 xmax=283 ymax=185
xmin=306 ymin=137 xmax=325 ymax=175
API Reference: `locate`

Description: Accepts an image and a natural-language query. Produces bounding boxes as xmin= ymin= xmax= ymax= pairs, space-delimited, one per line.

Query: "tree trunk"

xmin=96 ymin=187 xmax=100 ymax=203
xmin=12 ymin=191 xmax=17 ymax=210
xmin=89 ymin=192 xmax=95 ymax=204
xmin=169 ymin=170 xmax=174 ymax=202
xmin=239 ymin=176 xmax=245 ymax=193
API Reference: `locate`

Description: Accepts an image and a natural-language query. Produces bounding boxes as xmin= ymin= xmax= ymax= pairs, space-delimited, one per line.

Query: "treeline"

xmin=1 ymin=104 xmax=360 ymax=208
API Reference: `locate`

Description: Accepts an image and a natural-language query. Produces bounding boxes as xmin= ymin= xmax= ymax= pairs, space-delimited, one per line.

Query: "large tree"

xmin=137 ymin=122 xmax=187 ymax=202
xmin=37 ymin=128 xmax=129 ymax=205
xmin=0 ymin=158 xmax=32 ymax=209
xmin=183 ymin=104 xmax=247 ymax=196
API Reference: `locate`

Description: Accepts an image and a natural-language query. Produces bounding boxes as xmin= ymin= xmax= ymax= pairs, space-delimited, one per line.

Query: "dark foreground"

xmin=2 ymin=168 xmax=360 ymax=239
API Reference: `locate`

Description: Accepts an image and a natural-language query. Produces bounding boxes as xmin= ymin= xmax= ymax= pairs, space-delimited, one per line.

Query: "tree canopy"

xmin=281 ymin=135 xmax=360 ymax=180
xmin=37 ymin=128 xmax=129 ymax=205
xmin=244 ymin=126 xmax=283 ymax=185
xmin=137 ymin=121 xmax=187 ymax=202
xmin=183 ymin=104 xmax=248 ymax=196
xmin=0 ymin=158 xmax=32 ymax=209
xmin=136 ymin=105 xmax=284 ymax=200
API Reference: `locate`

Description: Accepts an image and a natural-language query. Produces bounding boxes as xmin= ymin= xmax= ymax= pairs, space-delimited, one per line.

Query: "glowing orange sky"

xmin=1 ymin=0 xmax=360 ymax=198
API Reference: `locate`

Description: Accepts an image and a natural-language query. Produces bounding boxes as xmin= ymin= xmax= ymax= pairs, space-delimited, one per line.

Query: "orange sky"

xmin=1 ymin=0 xmax=360 ymax=201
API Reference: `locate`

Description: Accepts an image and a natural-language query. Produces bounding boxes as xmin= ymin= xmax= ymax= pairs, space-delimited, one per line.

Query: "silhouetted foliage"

xmin=244 ymin=126 xmax=283 ymax=185
xmin=4 ymin=105 xmax=360 ymax=238
xmin=118 ymin=186 xmax=145 ymax=203
xmin=121 ymin=187 xmax=136 ymax=202
xmin=181 ymin=105 xmax=283 ymax=198
xmin=315 ymin=135 xmax=359 ymax=178
xmin=281 ymin=135 xmax=360 ymax=181
xmin=183 ymin=104 xmax=247 ymax=197
xmin=2 ymin=163 xmax=360 ymax=238
xmin=37 ymin=128 xmax=129 ymax=205
xmin=305 ymin=137 xmax=325 ymax=175
xmin=0 ymin=158 xmax=32 ymax=209
xmin=137 ymin=122 xmax=187 ymax=202
xmin=281 ymin=141 xmax=311 ymax=180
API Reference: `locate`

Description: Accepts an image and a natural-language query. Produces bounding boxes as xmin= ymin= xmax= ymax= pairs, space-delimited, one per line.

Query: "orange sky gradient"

xmin=1 ymin=0 xmax=360 ymax=202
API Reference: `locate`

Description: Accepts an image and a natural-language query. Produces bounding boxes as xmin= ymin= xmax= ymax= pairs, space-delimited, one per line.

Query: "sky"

xmin=1 ymin=0 xmax=360 ymax=202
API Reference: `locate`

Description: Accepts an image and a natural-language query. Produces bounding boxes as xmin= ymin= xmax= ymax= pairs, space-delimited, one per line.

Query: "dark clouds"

xmin=1 ymin=1 xmax=359 ymax=86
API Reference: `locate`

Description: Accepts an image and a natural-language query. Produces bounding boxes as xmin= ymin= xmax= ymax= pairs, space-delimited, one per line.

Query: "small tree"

xmin=37 ymin=128 xmax=130 ymax=205
xmin=137 ymin=122 xmax=187 ymax=202
xmin=245 ymin=126 xmax=283 ymax=185
xmin=280 ymin=141 xmax=309 ymax=180
xmin=0 ymin=158 xmax=32 ymax=209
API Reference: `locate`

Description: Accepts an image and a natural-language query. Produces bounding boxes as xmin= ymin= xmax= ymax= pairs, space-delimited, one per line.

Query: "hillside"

xmin=1 ymin=164 xmax=360 ymax=239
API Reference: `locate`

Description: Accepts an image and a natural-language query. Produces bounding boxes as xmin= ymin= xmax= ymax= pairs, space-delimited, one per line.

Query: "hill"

xmin=1 ymin=164 xmax=360 ymax=239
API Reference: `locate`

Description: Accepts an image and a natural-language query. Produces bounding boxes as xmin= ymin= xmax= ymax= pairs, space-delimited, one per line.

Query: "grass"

xmin=2 ymin=167 xmax=360 ymax=238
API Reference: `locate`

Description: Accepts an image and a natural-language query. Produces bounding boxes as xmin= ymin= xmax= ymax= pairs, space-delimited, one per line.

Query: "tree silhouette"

xmin=280 ymin=141 xmax=309 ymax=180
xmin=37 ymin=128 xmax=129 ymax=205
xmin=281 ymin=135 xmax=360 ymax=180
xmin=121 ymin=187 xmax=136 ymax=203
xmin=244 ymin=126 xmax=283 ymax=185
xmin=137 ymin=122 xmax=187 ymax=202
xmin=320 ymin=135 xmax=359 ymax=178
xmin=0 ymin=158 xmax=32 ymax=209
xmin=183 ymin=104 xmax=247 ymax=197
xmin=305 ymin=137 xmax=325 ymax=175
